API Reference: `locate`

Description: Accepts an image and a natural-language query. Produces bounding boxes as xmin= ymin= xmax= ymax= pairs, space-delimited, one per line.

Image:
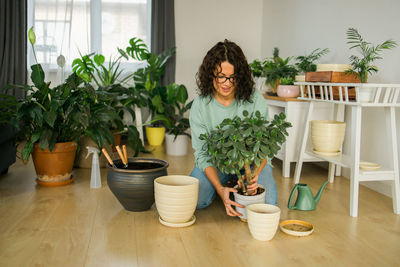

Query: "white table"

xmin=264 ymin=95 xmax=340 ymax=178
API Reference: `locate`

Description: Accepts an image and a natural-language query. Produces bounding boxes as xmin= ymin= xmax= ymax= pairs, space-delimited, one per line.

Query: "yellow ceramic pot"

xmin=146 ymin=126 xmax=166 ymax=146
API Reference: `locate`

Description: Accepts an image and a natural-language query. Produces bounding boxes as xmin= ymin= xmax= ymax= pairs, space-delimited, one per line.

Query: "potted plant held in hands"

xmin=345 ymin=27 xmax=397 ymax=102
xmin=200 ymin=110 xmax=291 ymax=220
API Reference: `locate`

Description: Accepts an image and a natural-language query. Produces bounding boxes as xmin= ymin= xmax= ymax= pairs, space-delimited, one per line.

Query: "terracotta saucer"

xmin=36 ymin=175 xmax=74 ymax=187
xmin=159 ymin=215 xmax=196 ymax=228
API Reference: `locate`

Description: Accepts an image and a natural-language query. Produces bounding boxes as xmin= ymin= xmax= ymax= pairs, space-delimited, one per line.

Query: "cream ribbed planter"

xmin=246 ymin=204 xmax=281 ymax=241
xmin=154 ymin=175 xmax=199 ymax=224
xmin=311 ymin=120 xmax=346 ymax=153
xmin=233 ymin=185 xmax=266 ymax=221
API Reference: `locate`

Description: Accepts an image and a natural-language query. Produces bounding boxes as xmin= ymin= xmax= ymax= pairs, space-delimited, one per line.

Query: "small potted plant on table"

xmin=200 ymin=110 xmax=291 ymax=220
xmin=345 ymin=27 xmax=397 ymax=102
xmin=295 ymin=48 xmax=329 ymax=82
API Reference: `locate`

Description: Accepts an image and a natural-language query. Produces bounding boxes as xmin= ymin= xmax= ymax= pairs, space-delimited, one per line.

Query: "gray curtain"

xmin=0 ymin=0 xmax=27 ymax=98
xmin=151 ymin=0 xmax=175 ymax=86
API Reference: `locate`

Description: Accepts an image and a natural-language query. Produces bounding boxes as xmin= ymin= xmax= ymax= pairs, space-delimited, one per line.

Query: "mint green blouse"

xmin=189 ymin=90 xmax=269 ymax=171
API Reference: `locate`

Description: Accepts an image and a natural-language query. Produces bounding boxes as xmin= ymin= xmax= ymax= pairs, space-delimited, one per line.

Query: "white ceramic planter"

xmin=165 ymin=134 xmax=188 ymax=156
xmin=247 ymin=203 xmax=281 ymax=241
xmin=358 ymin=87 xmax=374 ymax=102
xmin=154 ymin=175 xmax=199 ymax=224
xmin=255 ymin=77 xmax=268 ymax=93
xmin=311 ymin=120 xmax=346 ymax=153
xmin=233 ymin=185 xmax=266 ymax=221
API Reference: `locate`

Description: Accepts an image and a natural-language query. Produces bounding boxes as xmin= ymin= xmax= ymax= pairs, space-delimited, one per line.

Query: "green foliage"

xmin=119 ymin=37 xmax=176 ymax=127
xmin=263 ymin=47 xmax=298 ymax=92
xmin=200 ymin=110 xmax=291 ymax=193
xmin=249 ymin=59 xmax=266 ymax=78
xmin=279 ymin=77 xmax=295 ymax=85
xmin=346 ymin=28 xmax=397 ymax=83
xmin=150 ymin=83 xmax=193 ymax=139
xmin=295 ymin=48 xmax=330 ymax=74
xmin=0 ymin=93 xmax=17 ymax=125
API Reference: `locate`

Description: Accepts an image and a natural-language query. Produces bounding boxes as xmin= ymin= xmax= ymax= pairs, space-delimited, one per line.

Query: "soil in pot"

xmin=107 ymin=158 xmax=168 ymax=212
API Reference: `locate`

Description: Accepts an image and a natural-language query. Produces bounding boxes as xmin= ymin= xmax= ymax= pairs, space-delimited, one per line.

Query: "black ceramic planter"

xmin=107 ymin=158 xmax=168 ymax=211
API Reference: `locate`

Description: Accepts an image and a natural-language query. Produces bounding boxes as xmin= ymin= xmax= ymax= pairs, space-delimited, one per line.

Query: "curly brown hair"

xmin=196 ymin=39 xmax=255 ymax=102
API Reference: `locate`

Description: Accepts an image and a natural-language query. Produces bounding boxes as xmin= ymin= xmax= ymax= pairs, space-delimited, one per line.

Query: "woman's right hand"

xmin=219 ymin=187 xmax=244 ymax=217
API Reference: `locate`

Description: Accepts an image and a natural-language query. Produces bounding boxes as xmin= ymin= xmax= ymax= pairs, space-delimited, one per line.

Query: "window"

xmin=28 ymin=0 xmax=151 ymax=72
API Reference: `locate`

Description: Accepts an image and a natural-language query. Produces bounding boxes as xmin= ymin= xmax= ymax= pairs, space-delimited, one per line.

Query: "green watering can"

xmin=288 ymin=181 xmax=328 ymax=211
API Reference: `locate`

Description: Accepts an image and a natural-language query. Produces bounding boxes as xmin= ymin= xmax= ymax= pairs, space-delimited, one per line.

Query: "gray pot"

xmin=107 ymin=158 xmax=168 ymax=211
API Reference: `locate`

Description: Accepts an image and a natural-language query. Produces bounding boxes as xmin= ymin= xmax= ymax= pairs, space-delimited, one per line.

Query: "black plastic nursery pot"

xmin=107 ymin=158 xmax=169 ymax=211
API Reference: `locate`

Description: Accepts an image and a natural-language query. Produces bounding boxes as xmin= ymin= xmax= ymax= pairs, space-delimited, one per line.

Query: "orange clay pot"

xmin=32 ymin=141 xmax=77 ymax=186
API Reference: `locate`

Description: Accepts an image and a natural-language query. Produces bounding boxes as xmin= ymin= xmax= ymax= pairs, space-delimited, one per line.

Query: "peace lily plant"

xmin=200 ymin=110 xmax=291 ymax=195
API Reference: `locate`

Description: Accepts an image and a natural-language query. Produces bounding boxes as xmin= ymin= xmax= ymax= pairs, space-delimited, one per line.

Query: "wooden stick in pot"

xmin=116 ymin=145 xmax=128 ymax=168
xmin=122 ymin=145 xmax=128 ymax=165
xmin=102 ymin=148 xmax=116 ymax=168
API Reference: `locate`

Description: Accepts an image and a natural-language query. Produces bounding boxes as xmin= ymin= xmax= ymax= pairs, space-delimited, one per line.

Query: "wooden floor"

xmin=1 ymin=144 xmax=399 ymax=267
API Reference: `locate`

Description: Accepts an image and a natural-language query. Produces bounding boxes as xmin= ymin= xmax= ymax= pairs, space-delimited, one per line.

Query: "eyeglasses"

xmin=214 ymin=75 xmax=235 ymax=84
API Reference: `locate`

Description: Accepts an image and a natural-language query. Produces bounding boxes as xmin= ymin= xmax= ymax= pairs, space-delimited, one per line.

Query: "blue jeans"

xmin=190 ymin=164 xmax=277 ymax=209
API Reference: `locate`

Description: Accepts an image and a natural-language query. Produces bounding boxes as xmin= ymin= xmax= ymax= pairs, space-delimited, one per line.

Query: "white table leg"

xmin=350 ymin=105 xmax=362 ymax=217
xmin=294 ymin=102 xmax=314 ymax=184
xmin=335 ymin=103 xmax=345 ymax=177
xmin=328 ymin=163 xmax=335 ymax=183
xmin=386 ymin=107 xmax=400 ymax=214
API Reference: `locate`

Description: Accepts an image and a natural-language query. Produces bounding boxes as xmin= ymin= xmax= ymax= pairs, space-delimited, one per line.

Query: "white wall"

xmin=261 ymin=0 xmax=400 ymax=197
xmin=175 ymin=0 xmax=263 ymax=101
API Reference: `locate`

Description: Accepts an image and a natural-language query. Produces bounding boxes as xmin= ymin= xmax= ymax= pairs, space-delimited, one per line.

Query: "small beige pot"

xmin=311 ymin=120 xmax=346 ymax=153
xmin=154 ymin=175 xmax=199 ymax=223
xmin=246 ymin=203 xmax=281 ymax=241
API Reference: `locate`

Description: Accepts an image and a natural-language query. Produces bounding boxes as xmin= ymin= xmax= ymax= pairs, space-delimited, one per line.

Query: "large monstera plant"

xmin=200 ymin=110 xmax=291 ymax=195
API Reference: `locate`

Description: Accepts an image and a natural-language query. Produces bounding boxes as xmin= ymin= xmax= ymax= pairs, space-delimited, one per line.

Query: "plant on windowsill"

xmin=263 ymin=47 xmax=298 ymax=95
xmin=200 ymin=110 xmax=291 ymax=219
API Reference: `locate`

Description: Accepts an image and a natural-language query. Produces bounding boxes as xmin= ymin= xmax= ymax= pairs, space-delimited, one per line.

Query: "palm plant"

xmin=295 ymin=48 xmax=330 ymax=74
xmin=346 ymin=28 xmax=397 ymax=83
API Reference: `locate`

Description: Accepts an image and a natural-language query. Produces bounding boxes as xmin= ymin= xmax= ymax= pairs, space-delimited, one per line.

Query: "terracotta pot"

xmin=107 ymin=158 xmax=169 ymax=211
xmin=32 ymin=141 xmax=77 ymax=185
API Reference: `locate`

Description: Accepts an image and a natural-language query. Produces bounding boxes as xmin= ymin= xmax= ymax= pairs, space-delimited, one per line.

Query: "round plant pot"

xmin=146 ymin=126 xmax=165 ymax=146
xmin=165 ymin=134 xmax=188 ymax=156
xmin=32 ymin=141 xmax=77 ymax=186
xmin=154 ymin=175 xmax=199 ymax=224
xmin=107 ymin=158 xmax=169 ymax=212
xmin=311 ymin=120 xmax=346 ymax=153
xmin=246 ymin=203 xmax=281 ymax=241
xmin=277 ymin=85 xmax=300 ymax=98
xmin=233 ymin=185 xmax=266 ymax=221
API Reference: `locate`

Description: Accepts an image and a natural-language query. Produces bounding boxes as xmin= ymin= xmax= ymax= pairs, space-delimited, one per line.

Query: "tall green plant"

xmin=295 ymin=48 xmax=330 ymax=74
xmin=200 ymin=110 xmax=291 ymax=195
xmin=346 ymin=28 xmax=397 ymax=83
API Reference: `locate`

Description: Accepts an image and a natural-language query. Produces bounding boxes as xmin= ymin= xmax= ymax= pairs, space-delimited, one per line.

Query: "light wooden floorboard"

xmin=0 ymin=144 xmax=399 ymax=266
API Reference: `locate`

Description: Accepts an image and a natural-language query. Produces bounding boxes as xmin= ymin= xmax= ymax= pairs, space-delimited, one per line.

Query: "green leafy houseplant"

xmin=263 ymin=47 xmax=298 ymax=94
xmin=295 ymin=48 xmax=330 ymax=74
xmin=151 ymin=83 xmax=193 ymax=139
xmin=346 ymin=28 xmax=397 ymax=83
xmin=118 ymin=37 xmax=176 ymax=127
xmin=200 ymin=110 xmax=291 ymax=195
xmin=0 ymin=93 xmax=17 ymax=125
xmin=279 ymin=77 xmax=295 ymax=86
xmin=249 ymin=59 xmax=266 ymax=78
